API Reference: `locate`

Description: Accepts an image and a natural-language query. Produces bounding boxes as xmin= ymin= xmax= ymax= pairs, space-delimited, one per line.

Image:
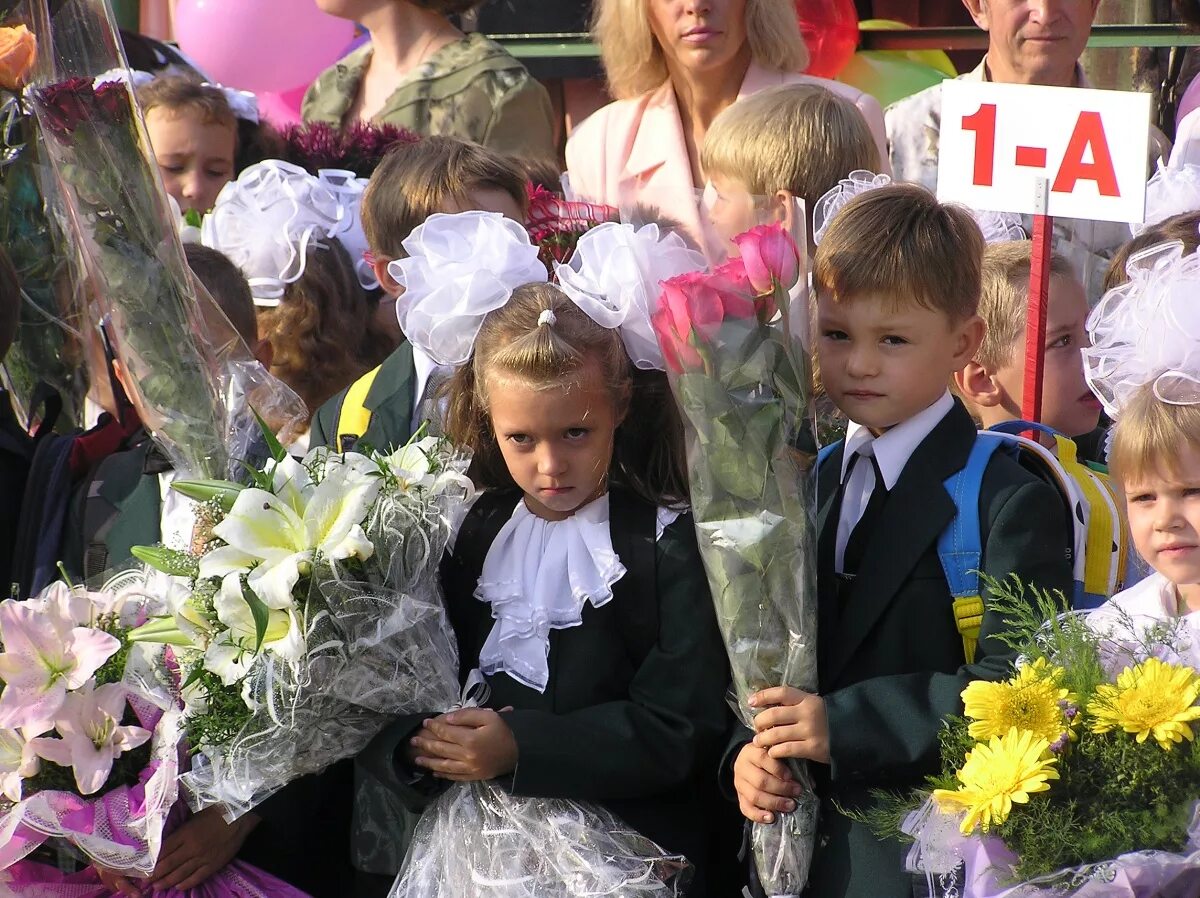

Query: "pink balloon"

xmin=175 ymin=0 xmax=356 ymax=94
xmin=257 ymin=84 xmax=308 ymax=127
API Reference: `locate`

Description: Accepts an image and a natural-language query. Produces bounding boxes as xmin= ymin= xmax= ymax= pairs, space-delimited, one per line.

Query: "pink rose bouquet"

xmin=654 ymin=223 xmax=820 ymax=896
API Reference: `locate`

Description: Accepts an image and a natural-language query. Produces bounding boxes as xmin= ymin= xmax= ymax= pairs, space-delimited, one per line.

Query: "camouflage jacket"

xmin=302 ymin=32 xmax=556 ymax=162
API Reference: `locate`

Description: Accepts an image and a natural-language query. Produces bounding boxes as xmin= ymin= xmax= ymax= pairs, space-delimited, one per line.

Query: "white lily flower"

xmin=202 ymin=576 xmax=305 ymax=686
xmin=0 ymin=727 xmax=40 ymax=802
xmin=382 ymin=437 xmax=440 ymax=490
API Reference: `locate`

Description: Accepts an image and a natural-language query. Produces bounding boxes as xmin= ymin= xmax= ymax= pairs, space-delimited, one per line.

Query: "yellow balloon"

xmin=858 ymin=19 xmax=958 ymax=78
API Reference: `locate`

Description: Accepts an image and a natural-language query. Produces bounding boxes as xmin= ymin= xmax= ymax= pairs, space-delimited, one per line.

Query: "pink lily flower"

xmin=0 ymin=726 xmax=40 ymax=801
xmin=0 ymin=598 xmax=121 ymax=733
xmin=29 ymin=683 xmax=150 ymax=795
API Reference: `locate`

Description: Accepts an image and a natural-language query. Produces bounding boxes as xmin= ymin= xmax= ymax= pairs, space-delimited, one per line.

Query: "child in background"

xmin=731 ymin=186 xmax=1073 ymax=898
xmin=137 ymin=76 xmax=239 ymax=216
xmin=359 ymin=211 xmax=732 ymax=896
xmin=955 ymin=241 xmax=1102 ymax=443
xmin=201 ymin=161 xmax=384 ymax=436
xmin=310 ymin=136 xmax=529 ymax=455
xmin=701 ymin=83 xmax=880 ymax=254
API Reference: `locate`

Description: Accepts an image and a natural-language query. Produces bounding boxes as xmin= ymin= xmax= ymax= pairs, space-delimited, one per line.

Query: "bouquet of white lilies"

xmin=130 ymin=431 xmax=469 ymax=818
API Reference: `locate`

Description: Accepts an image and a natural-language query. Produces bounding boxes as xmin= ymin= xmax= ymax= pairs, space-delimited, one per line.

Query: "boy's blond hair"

xmin=813 ymin=184 xmax=984 ymax=320
xmin=701 ymin=84 xmax=880 ymax=214
xmin=135 ymin=75 xmax=236 ymax=131
xmin=1109 ymin=384 xmax=1200 ymax=485
xmin=591 ymin=0 xmax=808 ymax=100
xmin=977 ymin=240 xmax=1076 ymax=371
xmin=362 ymin=136 xmax=529 ymax=258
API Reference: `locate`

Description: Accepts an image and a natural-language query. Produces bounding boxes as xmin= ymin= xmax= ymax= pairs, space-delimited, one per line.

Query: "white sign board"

xmin=937 ymin=80 xmax=1150 ymax=224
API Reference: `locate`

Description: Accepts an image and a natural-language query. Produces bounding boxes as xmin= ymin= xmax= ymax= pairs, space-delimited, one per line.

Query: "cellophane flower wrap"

xmin=899 ymin=578 xmax=1200 ymax=897
xmin=128 ymin=433 xmax=472 ymax=819
xmin=0 ymin=580 xmax=182 ymax=876
xmin=21 ymin=0 xmax=305 ymax=477
xmin=653 ymin=222 xmax=819 ymax=896
xmin=0 ymin=15 xmax=89 ymax=427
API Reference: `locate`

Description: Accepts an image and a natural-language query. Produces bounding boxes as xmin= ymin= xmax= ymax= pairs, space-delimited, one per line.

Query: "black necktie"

xmin=842 ymin=452 xmax=887 ymax=577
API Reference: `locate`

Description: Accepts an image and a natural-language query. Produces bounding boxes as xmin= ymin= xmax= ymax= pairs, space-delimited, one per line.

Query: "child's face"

xmin=708 ymin=172 xmax=757 ymax=247
xmin=1124 ymin=445 xmax=1200 ymax=589
xmin=486 ymin=357 xmax=619 ymax=522
xmin=145 ymin=107 xmax=236 ymax=216
xmin=992 ymin=273 xmax=1100 ymax=437
xmin=817 ymin=291 xmax=983 ymax=434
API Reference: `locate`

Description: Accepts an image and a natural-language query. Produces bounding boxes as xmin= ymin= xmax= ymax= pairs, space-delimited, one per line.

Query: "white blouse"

xmin=463 ymin=492 xmax=681 ymax=693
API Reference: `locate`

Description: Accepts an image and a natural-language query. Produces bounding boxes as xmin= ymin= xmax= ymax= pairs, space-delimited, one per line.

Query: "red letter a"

xmin=1052 ymin=111 xmax=1120 ymax=197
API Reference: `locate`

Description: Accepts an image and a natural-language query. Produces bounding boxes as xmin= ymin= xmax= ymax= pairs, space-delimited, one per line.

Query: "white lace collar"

xmin=472 ymin=493 xmax=681 ymax=693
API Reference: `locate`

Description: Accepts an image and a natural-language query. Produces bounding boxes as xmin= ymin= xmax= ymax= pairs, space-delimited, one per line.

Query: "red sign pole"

xmin=1023 ymin=209 xmax=1053 ymax=424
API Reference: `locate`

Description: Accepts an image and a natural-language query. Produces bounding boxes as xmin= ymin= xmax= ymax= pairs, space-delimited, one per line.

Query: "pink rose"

xmin=733 ymin=224 xmax=801 ymax=294
xmin=660 ymin=271 xmax=725 ymax=342
xmin=711 ymin=258 xmax=758 ymax=320
xmin=651 ymin=305 xmax=700 ymax=373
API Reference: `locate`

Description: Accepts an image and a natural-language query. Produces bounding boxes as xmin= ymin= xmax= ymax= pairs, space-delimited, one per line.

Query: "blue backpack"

xmin=819 ymin=421 xmax=1128 ymax=663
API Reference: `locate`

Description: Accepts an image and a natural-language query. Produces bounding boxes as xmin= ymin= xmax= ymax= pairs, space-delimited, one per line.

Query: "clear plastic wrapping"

xmin=391 ymin=782 xmax=692 ymax=898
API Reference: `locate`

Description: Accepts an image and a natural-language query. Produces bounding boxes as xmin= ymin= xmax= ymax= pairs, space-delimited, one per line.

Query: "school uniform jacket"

xmin=310 ymin=342 xmax=416 ymax=454
xmin=728 ymin=400 xmax=1073 ymax=898
xmin=360 ymin=488 xmax=733 ymax=894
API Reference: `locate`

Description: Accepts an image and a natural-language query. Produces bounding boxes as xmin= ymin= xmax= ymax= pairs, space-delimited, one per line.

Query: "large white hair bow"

xmin=812 ymin=170 xmax=1026 ymax=246
xmin=555 ymin=222 xmax=706 ymax=370
xmin=1132 ymin=162 xmax=1200 ymax=236
xmin=202 ymin=160 xmax=349 ymax=307
xmin=1083 ymin=240 xmax=1200 ymax=417
xmin=387 ymin=212 xmax=547 ymax=366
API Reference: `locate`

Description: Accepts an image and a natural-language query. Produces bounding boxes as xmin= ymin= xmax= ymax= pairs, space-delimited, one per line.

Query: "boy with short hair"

xmin=731 ymin=185 xmax=1073 ymax=898
xmin=955 ymin=240 xmax=1101 ymax=441
xmin=310 ymin=136 xmax=529 ymax=454
xmin=700 ymin=83 xmax=880 ymax=252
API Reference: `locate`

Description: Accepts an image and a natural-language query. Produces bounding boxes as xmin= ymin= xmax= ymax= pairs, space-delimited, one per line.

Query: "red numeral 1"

xmin=961 ymin=103 xmax=998 ymax=187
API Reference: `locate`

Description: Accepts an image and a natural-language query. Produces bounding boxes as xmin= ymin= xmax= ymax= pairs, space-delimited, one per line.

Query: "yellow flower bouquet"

xmin=896 ymin=579 xmax=1200 ymax=897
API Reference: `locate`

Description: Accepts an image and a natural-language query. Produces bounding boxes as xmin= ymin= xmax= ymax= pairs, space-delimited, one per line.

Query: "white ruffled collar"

xmin=472 ymin=493 xmax=680 ymax=693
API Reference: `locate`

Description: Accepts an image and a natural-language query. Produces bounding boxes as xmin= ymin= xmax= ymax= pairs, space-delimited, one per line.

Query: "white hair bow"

xmin=555 ymin=221 xmax=706 ymax=370
xmin=812 ymin=170 xmax=1026 ymax=246
xmin=388 ymin=212 xmax=707 ymax=370
xmin=315 ymin=169 xmax=377 ymax=292
xmin=1133 ymin=162 xmax=1200 ymax=236
xmin=1083 ymin=240 xmax=1200 ymax=417
xmin=95 ymin=68 xmax=259 ymax=123
xmin=201 ymin=160 xmax=349 ymax=307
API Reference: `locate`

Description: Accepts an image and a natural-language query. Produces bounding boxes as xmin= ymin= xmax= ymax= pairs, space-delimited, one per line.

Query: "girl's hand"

xmin=733 ymin=743 xmax=804 ymax=825
xmin=148 ymin=806 xmax=259 ymax=890
xmin=750 ymin=687 xmax=830 ymax=764
xmin=94 ymin=866 xmax=143 ymax=897
xmin=411 ymin=708 xmax=518 ymax=781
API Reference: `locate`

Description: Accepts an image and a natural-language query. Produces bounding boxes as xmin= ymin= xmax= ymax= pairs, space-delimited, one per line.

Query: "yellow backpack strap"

xmin=953 ymin=595 xmax=985 ymax=665
xmin=1053 ymin=435 xmax=1120 ymax=602
xmin=335 ymin=365 xmax=382 ymax=453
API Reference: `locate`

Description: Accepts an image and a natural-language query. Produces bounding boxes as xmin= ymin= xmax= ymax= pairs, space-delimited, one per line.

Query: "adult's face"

xmin=963 ymin=0 xmax=1098 ymax=86
xmin=647 ymin=0 xmax=750 ymax=83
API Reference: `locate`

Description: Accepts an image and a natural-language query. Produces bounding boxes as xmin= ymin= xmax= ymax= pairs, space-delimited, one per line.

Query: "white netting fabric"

xmin=554 ymin=222 xmax=706 ymax=371
xmin=1133 ymin=162 xmax=1200 ymax=236
xmin=1082 ymin=240 xmax=1200 ymax=418
xmin=201 ymin=160 xmax=350 ymax=307
xmin=812 ymin=170 xmax=1026 ymax=246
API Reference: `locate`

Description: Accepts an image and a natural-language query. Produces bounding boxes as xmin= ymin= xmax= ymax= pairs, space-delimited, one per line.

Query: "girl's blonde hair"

xmin=444 ymin=283 xmax=688 ymax=506
xmin=591 ymin=0 xmax=809 ymax=100
xmin=1109 ymin=384 xmax=1200 ymax=486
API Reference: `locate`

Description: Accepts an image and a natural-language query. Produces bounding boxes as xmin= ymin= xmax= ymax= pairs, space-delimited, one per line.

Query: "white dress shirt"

xmin=835 ymin=391 xmax=955 ymax=573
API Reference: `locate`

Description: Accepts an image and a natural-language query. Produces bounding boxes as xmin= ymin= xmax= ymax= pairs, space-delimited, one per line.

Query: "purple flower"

xmin=1050 ymin=733 xmax=1070 ymax=754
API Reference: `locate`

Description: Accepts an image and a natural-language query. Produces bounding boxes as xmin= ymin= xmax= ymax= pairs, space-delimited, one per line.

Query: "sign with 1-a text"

xmin=937 ymin=80 xmax=1150 ymax=224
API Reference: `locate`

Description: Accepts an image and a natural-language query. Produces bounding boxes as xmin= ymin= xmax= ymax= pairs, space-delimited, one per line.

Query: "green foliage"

xmin=182 ymin=665 xmax=253 ymax=754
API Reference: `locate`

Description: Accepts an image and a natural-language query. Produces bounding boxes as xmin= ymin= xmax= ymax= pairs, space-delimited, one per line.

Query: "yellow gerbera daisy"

xmin=933 ymin=728 xmax=1059 ymax=835
xmin=962 ymin=658 xmax=1074 ymax=743
xmin=1088 ymin=657 xmax=1200 ymax=751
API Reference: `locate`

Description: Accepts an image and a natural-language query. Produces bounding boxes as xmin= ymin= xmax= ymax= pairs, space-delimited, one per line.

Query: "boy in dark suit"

xmin=309 ymin=136 xmax=529 ymax=455
xmin=731 ymin=185 xmax=1074 ymax=898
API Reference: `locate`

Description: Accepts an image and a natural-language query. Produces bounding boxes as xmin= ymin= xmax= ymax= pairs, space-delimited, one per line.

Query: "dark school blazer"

xmin=310 ymin=341 xmax=416 ymax=454
xmin=728 ymin=399 xmax=1073 ymax=898
xmin=360 ymin=488 xmax=734 ymax=895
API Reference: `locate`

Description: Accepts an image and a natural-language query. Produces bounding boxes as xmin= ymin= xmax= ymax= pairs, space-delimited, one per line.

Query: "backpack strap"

xmin=938 ymin=435 xmax=1005 ymax=665
xmin=817 ymin=442 xmax=840 ymax=468
xmin=336 ymin=365 xmax=383 ymax=453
